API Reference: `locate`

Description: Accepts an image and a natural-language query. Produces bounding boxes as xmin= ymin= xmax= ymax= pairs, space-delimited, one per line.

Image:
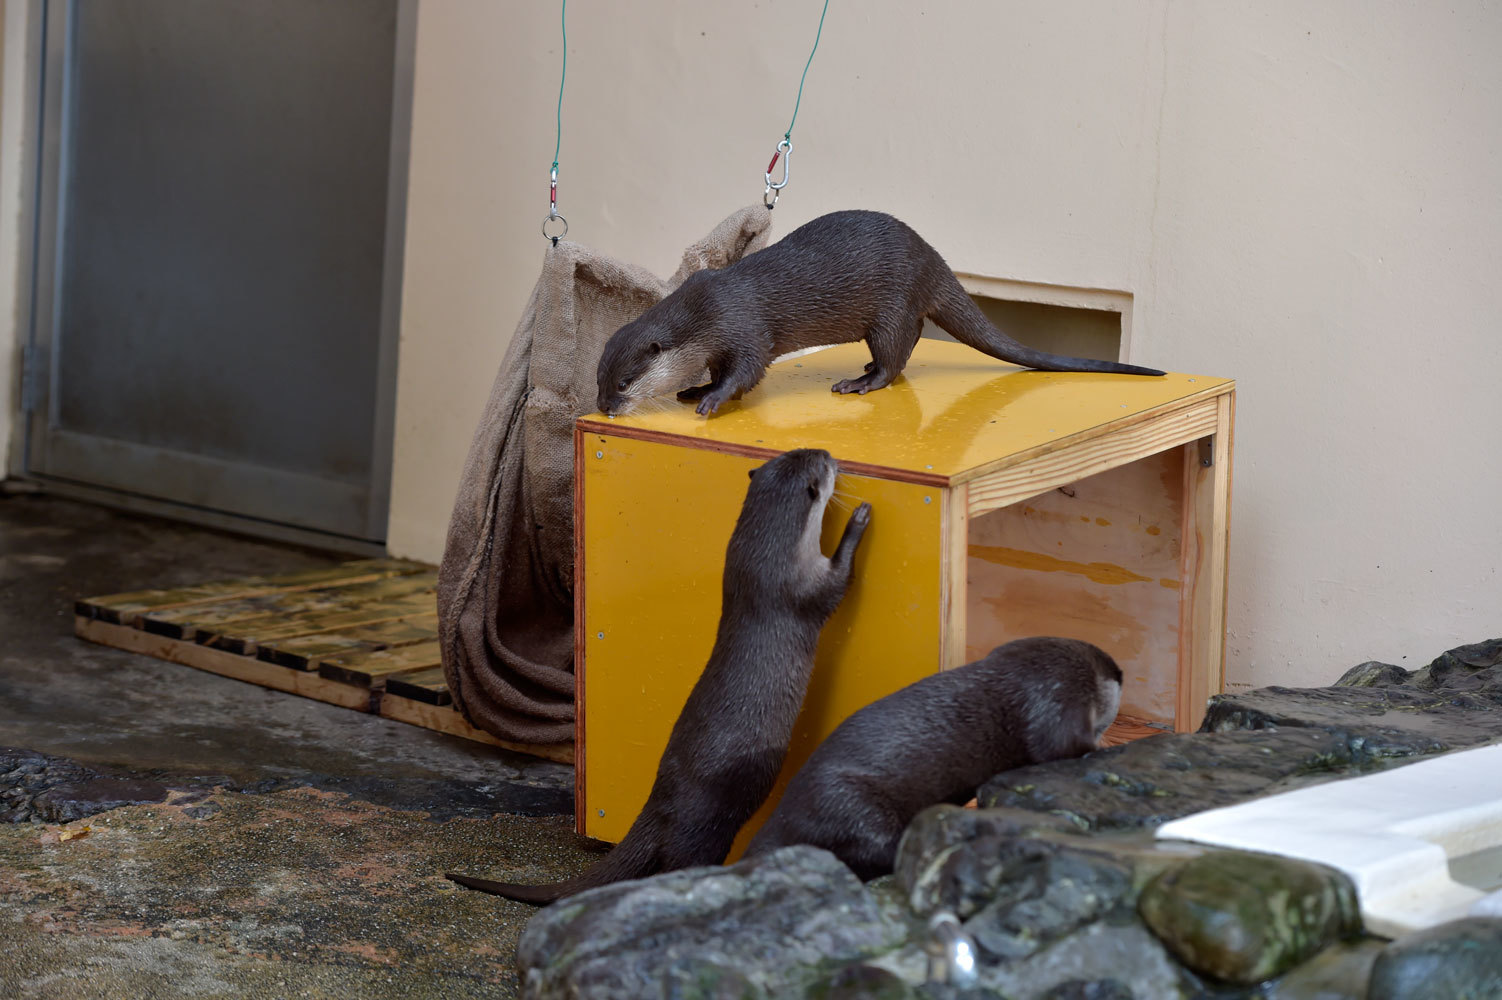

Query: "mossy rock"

xmin=1136 ymin=850 xmax=1360 ymax=984
xmin=1367 ymin=917 xmax=1502 ymax=1000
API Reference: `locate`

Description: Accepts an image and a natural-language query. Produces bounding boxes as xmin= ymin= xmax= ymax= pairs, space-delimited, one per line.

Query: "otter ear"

xmin=648 ymin=342 xmax=662 ymax=355
xmin=747 ymin=468 xmax=758 ymax=481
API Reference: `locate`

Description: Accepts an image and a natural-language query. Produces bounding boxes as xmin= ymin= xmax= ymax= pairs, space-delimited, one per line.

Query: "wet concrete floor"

xmin=0 ymin=491 xmax=601 ymax=998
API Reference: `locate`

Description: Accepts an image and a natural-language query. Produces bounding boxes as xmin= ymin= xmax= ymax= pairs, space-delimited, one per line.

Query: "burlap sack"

xmin=437 ymin=207 xmax=773 ymax=744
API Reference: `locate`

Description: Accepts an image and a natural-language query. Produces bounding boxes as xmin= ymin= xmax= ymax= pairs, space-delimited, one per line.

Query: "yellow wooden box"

xmin=573 ymin=339 xmax=1234 ymax=854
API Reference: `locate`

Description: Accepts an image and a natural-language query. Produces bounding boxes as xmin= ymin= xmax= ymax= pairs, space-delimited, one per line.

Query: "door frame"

xmin=14 ymin=0 xmax=416 ymax=553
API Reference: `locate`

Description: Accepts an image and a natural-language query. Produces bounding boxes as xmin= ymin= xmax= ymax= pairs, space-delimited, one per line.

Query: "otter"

xmin=743 ymin=637 xmax=1122 ymax=880
xmin=596 ymin=210 xmax=1164 ymax=416
xmin=447 ymin=448 xmax=872 ymax=903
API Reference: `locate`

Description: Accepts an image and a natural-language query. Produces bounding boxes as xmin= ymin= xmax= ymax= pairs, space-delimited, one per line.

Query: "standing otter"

xmin=743 ymin=637 xmax=1122 ymax=880
xmin=447 ymin=448 xmax=872 ymax=903
xmin=596 ymin=210 xmax=1164 ymax=416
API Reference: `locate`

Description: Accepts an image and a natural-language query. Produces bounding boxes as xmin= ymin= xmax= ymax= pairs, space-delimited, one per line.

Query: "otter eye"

xmin=616 ymin=378 xmax=629 ymax=391
xmin=648 ymin=342 xmax=661 ymax=355
xmin=807 ymin=481 xmax=819 ymax=500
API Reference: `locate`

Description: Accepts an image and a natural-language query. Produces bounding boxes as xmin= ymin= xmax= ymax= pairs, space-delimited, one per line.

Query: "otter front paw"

xmin=694 ymin=390 xmax=733 ymax=416
xmin=677 ymin=384 xmax=712 ymax=402
xmin=847 ymin=502 xmax=872 ymax=539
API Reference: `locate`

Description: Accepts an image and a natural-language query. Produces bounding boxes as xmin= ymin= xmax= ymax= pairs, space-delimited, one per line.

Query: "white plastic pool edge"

xmin=1154 ymin=741 xmax=1502 ymax=938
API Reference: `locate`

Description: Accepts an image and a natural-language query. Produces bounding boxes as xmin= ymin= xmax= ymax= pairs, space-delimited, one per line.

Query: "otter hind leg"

xmin=833 ymin=312 xmax=920 ymax=395
xmin=825 ymin=791 xmax=907 ymax=880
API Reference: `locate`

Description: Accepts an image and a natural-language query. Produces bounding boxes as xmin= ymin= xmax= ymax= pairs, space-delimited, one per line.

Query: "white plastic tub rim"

xmin=1153 ymin=741 xmax=1502 ymax=938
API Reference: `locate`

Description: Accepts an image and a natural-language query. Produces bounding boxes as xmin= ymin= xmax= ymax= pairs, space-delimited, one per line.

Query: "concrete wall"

xmin=392 ymin=0 xmax=1502 ymax=689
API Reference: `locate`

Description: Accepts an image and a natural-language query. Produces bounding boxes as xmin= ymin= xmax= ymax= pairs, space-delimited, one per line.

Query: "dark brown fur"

xmin=596 ymin=210 xmax=1164 ymax=416
xmin=446 ymin=449 xmax=871 ymax=903
xmin=743 ymin=637 xmax=1123 ymax=880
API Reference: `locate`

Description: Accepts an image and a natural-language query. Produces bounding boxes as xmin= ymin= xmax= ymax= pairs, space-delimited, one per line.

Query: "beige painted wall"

xmin=355 ymin=1 xmax=1499 ymax=688
xmin=0 ymin=2 xmax=1491 ymax=685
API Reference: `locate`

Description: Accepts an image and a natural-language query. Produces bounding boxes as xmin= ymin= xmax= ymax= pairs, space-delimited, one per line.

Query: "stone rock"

xmin=32 ymin=777 xmax=169 ymax=823
xmin=1332 ymin=661 xmax=1410 ymax=688
xmin=979 ymin=637 xmax=1502 ymax=833
xmin=1417 ymin=637 xmax=1502 ymax=690
xmin=963 ymin=849 xmax=1133 ymax=962
xmin=808 ymin=964 xmax=922 ymax=1000
xmin=1199 ymin=679 xmax=1501 ymax=752
xmin=894 ymin=805 xmax=1083 ymax=892
xmin=1428 ymin=637 xmax=1502 ymax=669
xmin=1210 ymin=638 xmax=1502 ymax=752
xmin=896 ymin=821 xmax=1136 ymax=964
xmin=1136 ymin=850 xmax=1360 ymax=985
xmin=976 ymin=919 xmax=1197 ymax=1000
xmin=0 ymin=747 xmax=162 ymax=823
xmin=807 ymin=965 xmax=1003 ymax=1000
xmin=516 ymin=846 xmax=908 ymax=1000
xmin=979 ymin=728 xmax=1394 ymax=832
xmin=1263 ymin=939 xmax=1383 ymax=1000
xmin=1366 ymin=917 xmax=1502 ymax=1000
xmin=1039 ymin=981 xmax=1136 ymax=1000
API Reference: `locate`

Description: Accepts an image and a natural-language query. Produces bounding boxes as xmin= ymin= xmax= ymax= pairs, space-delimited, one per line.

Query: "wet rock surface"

xmin=0 ymin=784 xmax=592 ymax=998
xmin=518 ymin=846 xmax=909 ymax=1000
xmin=895 ymin=814 xmax=1141 ymax=964
xmin=1366 ymin=917 xmax=1502 ymax=1000
xmin=3 ymin=747 xmax=172 ymax=823
xmin=515 ymin=638 xmax=1502 ymax=999
xmin=976 ymin=919 xmax=1198 ymax=1000
xmin=1137 ymin=851 xmax=1361 ymax=983
xmin=0 ymin=494 xmax=574 ymax=824
xmin=1038 ymin=981 xmax=1137 ymax=1000
xmin=8 ymin=495 xmax=1501 ymax=998
xmin=1262 ymin=939 xmax=1384 ymax=1000
xmin=979 ymin=638 xmax=1502 ymax=831
xmin=0 ymin=494 xmax=600 ymax=998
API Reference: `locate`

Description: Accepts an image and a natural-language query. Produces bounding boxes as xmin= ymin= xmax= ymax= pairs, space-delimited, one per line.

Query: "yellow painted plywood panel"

xmin=965 ymin=451 xmax=1185 ymax=726
xmin=580 ymin=433 xmax=945 ymax=849
xmin=588 ymin=340 xmax=1231 ymax=482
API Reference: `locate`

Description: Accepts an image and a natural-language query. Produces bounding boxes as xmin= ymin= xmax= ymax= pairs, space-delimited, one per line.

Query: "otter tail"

xmin=445 ymin=815 xmax=659 ymax=905
xmin=929 ymin=280 xmax=1164 ymax=377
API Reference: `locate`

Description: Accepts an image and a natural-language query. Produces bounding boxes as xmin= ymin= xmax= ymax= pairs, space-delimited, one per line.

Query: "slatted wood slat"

xmin=256 ymin=616 xmax=441 ymax=671
xmin=385 ymin=666 xmax=450 ymax=705
xmin=75 ymin=558 xmax=431 ymax=625
xmin=318 ymin=640 xmax=444 ymax=688
xmin=73 ymin=565 xmax=571 ymax=765
xmin=145 ymin=572 xmax=438 ymax=641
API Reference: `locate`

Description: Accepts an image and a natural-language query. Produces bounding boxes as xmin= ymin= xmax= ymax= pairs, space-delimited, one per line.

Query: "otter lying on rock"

xmin=744 ymin=637 xmax=1123 ymax=879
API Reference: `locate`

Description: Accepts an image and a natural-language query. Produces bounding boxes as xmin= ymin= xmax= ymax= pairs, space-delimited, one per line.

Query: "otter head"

xmin=596 ymin=280 xmax=715 ymax=416
xmin=1089 ymin=652 xmax=1125 ymax=745
xmin=730 ymin=449 xmax=842 ymax=570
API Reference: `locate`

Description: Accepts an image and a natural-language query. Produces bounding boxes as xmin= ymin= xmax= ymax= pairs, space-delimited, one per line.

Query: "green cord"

xmin=553 ymin=0 xmax=566 ymax=170
xmin=784 ymin=0 xmax=831 ymax=141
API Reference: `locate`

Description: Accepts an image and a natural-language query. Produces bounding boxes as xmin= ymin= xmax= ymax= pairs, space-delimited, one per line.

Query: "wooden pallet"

xmin=73 ymin=558 xmax=573 ymax=765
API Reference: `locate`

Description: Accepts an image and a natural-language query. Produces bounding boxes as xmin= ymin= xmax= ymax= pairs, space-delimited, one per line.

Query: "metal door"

xmin=23 ymin=0 xmax=413 ymax=544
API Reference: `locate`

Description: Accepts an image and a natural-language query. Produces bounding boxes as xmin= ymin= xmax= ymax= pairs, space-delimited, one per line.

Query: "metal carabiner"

xmin=763 ymin=138 xmax=792 ymax=209
xmin=543 ymin=165 xmax=567 ymax=244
